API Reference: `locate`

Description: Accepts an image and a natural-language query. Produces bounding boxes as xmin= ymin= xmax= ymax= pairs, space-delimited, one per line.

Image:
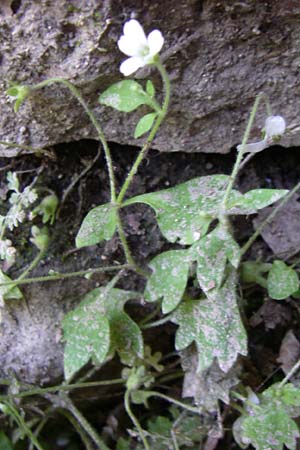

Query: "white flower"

xmin=265 ymin=115 xmax=286 ymax=137
xmin=118 ymin=19 xmax=164 ymax=76
xmin=21 ymin=187 xmax=38 ymax=207
xmin=237 ymin=115 xmax=286 ymax=153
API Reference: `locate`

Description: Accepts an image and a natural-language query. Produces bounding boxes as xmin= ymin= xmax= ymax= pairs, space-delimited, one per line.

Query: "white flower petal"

xmin=118 ymin=35 xmax=145 ymax=57
xmin=120 ymin=56 xmax=144 ymax=76
xmin=147 ymin=30 xmax=164 ymax=56
xmin=123 ymin=20 xmax=147 ymax=46
xmin=237 ymin=139 xmax=268 ymax=154
xmin=265 ymin=115 xmax=286 ymax=137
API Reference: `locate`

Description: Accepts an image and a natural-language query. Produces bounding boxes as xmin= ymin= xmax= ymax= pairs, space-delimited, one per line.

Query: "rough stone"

xmin=0 ymin=0 xmax=300 ymax=157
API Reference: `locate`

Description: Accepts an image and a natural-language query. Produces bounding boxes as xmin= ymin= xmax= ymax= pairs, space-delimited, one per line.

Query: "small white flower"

xmin=0 ymin=239 xmax=16 ymax=263
xmin=237 ymin=115 xmax=286 ymax=153
xmin=118 ymin=19 xmax=164 ymax=76
xmin=265 ymin=115 xmax=286 ymax=137
xmin=21 ymin=187 xmax=38 ymax=207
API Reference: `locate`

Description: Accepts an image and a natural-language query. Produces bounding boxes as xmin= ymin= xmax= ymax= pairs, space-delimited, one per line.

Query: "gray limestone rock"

xmin=0 ymin=0 xmax=300 ymax=156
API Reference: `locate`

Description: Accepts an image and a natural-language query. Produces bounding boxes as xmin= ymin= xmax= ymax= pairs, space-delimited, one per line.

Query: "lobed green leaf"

xmin=227 ymin=188 xmax=289 ymax=213
xmin=99 ymin=80 xmax=153 ymax=112
xmin=171 ymin=269 xmax=247 ymax=373
xmin=76 ymin=203 xmax=117 ymax=248
xmin=125 ymin=175 xmax=237 ymax=244
xmin=190 ymin=225 xmax=240 ymax=295
xmin=267 ymin=260 xmax=299 ymax=300
xmin=63 ymin=287 xmax=142 ymax=379
xmin=145 ymin=249 xmax=190 ymax=313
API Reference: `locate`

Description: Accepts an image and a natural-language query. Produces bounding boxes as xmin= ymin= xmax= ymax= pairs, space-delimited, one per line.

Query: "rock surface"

xmin=0 ymin=0 xmax=300 ymax=157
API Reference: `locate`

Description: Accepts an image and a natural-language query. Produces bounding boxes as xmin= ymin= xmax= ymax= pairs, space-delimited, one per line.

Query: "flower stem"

xmin=220 ymin=93 xmax=271 ymax=213
xmin=117 ymin=60 xmax=171 ymax=204
xmin=124 ymin=390 xmax=150 ymax=450
xmin=33 ymin=78 xmax=116 ymax=203
xmin=279 ymin=357 xmax=300 ymax=388
xmin=144 ymin=391 xmax=201 ymax=414
xmin=13 ymin=378 xmax=124 ymax=399
xmin=64 ymin=396 xmax=111 ymax=450
xmin=17 ymin=248 xmax=46 ymax=282
xmin=141 ymin=313 xmax=172 ymax=329
xmin=0 ymin=264 xmax=129 ymax=288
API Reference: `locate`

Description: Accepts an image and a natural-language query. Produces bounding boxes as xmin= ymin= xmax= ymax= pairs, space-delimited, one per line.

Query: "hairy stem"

xmin=221 ymin=93 xmax=271 ymax=212
xmin=279 ymin=357 xmax=300 ymax=388
xmin=64 ymin=396 xmax=111 ymax=450
xmin=124 ymin=389 xmax=150 ymax=450
xmin=145 ymin=391 xmax=200 ymax=414
xmin=117 ymin=60 xmax=171 ymax=204
xmin=0 ymin=264 xmax=129 ymax=288
xmin=33 ymin=78 xmax=116 ymax=203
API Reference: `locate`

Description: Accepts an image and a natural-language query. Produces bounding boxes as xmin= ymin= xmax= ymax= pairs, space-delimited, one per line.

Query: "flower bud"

xmin=265 ymin=115 xmax=286 ymax=138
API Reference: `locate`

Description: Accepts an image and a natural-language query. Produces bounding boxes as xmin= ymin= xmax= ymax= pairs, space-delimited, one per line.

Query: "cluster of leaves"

xmin=234 ymin=383 xmax=300 ymax=450
xmin=242 ymin=259 xmax=299 ymax=300
xmin=0 ymin=173 xmax=58 ymax=306
xmin=4 ymin=61 xmax=299 ymax=450
xmin=72 ymin=171 xmax=288 ymax=376
xmin=100 ymin=79 xmax=160 ymax=138
xmin=0 ymin=171 xmax=37 ymax=265
xmin=117 ymin=407 xmax=209 ymax=450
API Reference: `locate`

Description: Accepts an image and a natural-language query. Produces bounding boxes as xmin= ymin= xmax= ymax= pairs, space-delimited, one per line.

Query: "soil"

xmin=1 ymin=140 xmax=300 ymax=448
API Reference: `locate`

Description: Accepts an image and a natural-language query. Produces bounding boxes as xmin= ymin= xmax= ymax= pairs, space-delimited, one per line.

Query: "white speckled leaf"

xmin=99 ymin=80 xmax=152 ymax=112
xmin=181 ymin=348 xmax=240 ymax=412
xmin=190 ymin=225 xmax=241 ymax=295
xmin=145 ymin=249 xmax=190 ymax=313
xmin=267 ymin=260 xmax=299 ymax=300
xmin=76 ymin=203 xmax=117 ymax=248
xmin=63 ymin=288 xmax=142 ymax=379
xmin=228 ymin=189 xmax=289 ymax=213
xmin=125 ymin=175 xmax=242 ymax=244
xmin=125 ymin=180 xmax=288 ymax=244
xmin=233 ymin=383 xmax=300 ymax=450
xmin=63 ymin=304 xmax=110 ymax=380
xmin=171 ymin=269 xmax=247 ymax=373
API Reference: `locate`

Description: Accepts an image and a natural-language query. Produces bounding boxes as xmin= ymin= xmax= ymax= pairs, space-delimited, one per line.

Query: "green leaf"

xmin=125 ymin=175 xmax=239 ymax=245
xmin=32 ymin=194 xmax=58 ymax=225
xmin=0 ymin=270 xmax=23 ymax=307
xmin=76 ymin=203 xmax=117 ymax=248
xmin=63 ymin=287 xmax=142 ymax=379
xmin=240 ymin=261 xmax=271 ymax=288
xmin=234 ymin=410 xmax=299 ymax=450
xmin=0 ymin=431 xmax=14 ymax=450
xmin=116 ymin=437 xmax=131 ymax=450
xmin=171 ymin=270 xmax=247 ymax=372
xmin=63 ymin=300 xmax=110 ymax=380
xmin=134 ymin=112 xmax=157 ymax=138
xmin=234 ymin=384 xmax=300 ymax=450
xmin=267 ymin=260 xmax=299 ymax=300
xmin=263 ymin=383 xmax=300 ymax=416
xmin=99 ymin=80 xmax=152 ymax=112
xmin=190 ymin=225 xmax=241 ymax=295
xmin=6 ymin=85 xmax=30 ymax=113
xmin=228 ymin=188 xmax=289 ymax=213
xmin=145 ymin=249 xmax=190 ymax=313
xmin=146 ymin=80 xmax=155 ymax=97
xmin=6 ymin=171 xmax=19 ymax=192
